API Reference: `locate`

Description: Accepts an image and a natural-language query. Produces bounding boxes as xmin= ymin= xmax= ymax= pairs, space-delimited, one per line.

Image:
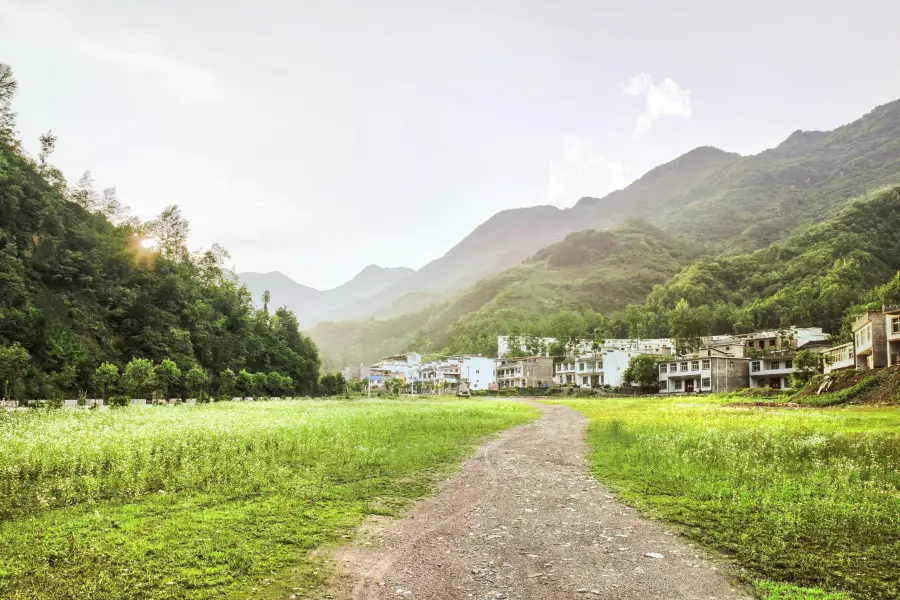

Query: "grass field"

xmin=0 ymin=398 xmax=537 ymax=599
xmin=559 ymin=396 xmax=900 ymax=600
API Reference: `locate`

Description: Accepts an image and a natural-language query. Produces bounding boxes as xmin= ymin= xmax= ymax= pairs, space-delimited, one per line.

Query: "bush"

xmin=107 ymin=394 xmax=130 ymax=408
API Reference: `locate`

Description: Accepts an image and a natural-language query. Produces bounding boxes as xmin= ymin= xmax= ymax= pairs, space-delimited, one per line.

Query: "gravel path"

xmin=328 ymin=401 xmax=751 ymax=599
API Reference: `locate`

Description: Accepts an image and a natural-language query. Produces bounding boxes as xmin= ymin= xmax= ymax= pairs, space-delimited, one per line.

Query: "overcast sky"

xmin=3 ymin=0 xmax=900 ymax=289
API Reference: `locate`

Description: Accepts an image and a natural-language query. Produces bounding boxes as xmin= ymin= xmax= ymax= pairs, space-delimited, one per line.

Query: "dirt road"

xmin=328 ymin=401 xmax=751 ymax=599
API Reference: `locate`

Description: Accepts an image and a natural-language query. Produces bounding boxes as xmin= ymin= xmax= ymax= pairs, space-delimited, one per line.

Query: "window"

xmin=893 ymin=317 xmax=900 ymax=335
xmin=674 ymin=379 xmax=683 ymax=390
xmin=751 ymin=361 xmax=761 ymax=372
xmin=579 ymin=363 xmax=585 ymax=371
xmin=475 ymin=369 xmax=480 ymax=374
xmin=701 ymin=378 xmax=711 ymax=388
xmin=691 ymin=361 xmax=699 ymax=371
xmin=784 ymin=360 xmax=793 ymax=370
xmin=556 ymin=364 xmax=561 ymax=372
xmin=660 ymin=364 xmax=667 ymax=373
xmin=659 ymin=379 xmax=667 ymax=390
xmin=769 ymin=339 xmax=776 ymax=347
xmin=770 ymin=361 xmax=780 ymax=370
xmin=596 ymin=361 xmax=603 ymax=370
xmin=701 ymin=359 xmax=710 ymax=370
xmin=866 ymin=324 xmax=872 ymax=343
xmin=680 ymin=362 xmax=688 ymax=372
xmin=582 ymin=376 xmax=589 ymax=385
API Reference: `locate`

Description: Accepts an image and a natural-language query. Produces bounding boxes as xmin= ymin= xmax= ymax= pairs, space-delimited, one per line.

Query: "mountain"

xmin=652 ymin=100 xmax=900 ymax=250
xmin=321 ymin=100 xmax=900 ymax=327
xmin=311 ymin=99 xmax=900 ymax=367
xmin=311 ymin=220 xmax=700 ymax=367
xmin=237 ymin=265 xmax=414 ymax=327
xmin=317 ymin=146 xmax=740 ymax=323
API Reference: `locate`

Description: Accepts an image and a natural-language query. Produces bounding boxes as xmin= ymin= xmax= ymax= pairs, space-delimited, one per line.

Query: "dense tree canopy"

xmin=0 ymin=64 xmax=320 ymax=401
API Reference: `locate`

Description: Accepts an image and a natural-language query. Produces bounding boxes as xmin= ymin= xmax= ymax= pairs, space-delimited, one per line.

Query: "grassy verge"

xmin=0 ymin=397 xmax=537 ymax=599
xmin=557 ymin=396 xmax=900 ymax=600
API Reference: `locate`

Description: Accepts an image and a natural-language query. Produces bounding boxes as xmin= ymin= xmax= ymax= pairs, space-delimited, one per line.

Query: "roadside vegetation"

xmin=0 ymin=397 xmax=537 ymax=599
xmin=559 ymin=395 xmax=900 ymax=599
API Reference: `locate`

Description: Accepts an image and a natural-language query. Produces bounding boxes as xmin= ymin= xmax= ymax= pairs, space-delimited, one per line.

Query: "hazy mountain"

xmin=238 ymin=265 xmax=414 ymax=327
xmin=311 ymin=98 xmax=900 ymax=366
xmin=317 ymin=146 xmax=740 ymax=323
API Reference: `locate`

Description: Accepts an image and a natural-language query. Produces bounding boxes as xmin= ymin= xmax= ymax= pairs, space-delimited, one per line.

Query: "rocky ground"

xmin=327 ymin=401 xmax=752 ymax=600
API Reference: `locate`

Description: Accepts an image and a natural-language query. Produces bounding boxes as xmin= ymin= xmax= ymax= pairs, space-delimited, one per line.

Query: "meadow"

xmin=559 ymin=396 xmax=900 ymax=600
xmin=0 ymin=398 xmax=538 ymax=599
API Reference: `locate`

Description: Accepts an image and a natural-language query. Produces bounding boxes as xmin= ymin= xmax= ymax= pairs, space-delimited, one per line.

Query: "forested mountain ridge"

xmin=624 ymin=185 xmax=900 ymax=345
xmin=311 ymin=221 xmax=700 ymax=366
xmin=652 ymin=100 xmax=900 ymax=251
xmin=0 ymin=65 xmax=320 ymax=400
xmin=313 ymin=146 xmax=741 ymax=324
xmin=237 ymin=264 xmax=414 ymax=327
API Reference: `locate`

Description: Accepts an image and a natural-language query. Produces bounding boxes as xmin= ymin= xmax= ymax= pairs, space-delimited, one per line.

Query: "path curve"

xmin=328 ymin=401 xmax=751 ymax=600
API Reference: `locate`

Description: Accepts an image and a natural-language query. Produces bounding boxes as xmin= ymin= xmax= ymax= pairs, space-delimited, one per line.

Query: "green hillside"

xmin=311 ymin=221 xmax=698 ymax=367
xmin=654 ymin=101 xmax=900 ymax=251
xmin=0 ymin=65 xmax=320 ymax=400
xmin=622 ymin=185 xmax=900 ymax=346
xmin=313 ymin=185 xmax=900 ymax=368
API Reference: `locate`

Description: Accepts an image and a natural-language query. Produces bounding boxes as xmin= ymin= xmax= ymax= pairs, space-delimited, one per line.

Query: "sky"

xmin=3 ymin=0 xmax=900 ymax=290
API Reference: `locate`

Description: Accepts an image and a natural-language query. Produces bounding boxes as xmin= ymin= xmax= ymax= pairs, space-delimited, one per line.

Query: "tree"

xmin=319 ymin=372 xmax=345 ymax=396
xmin=262 ymin=290 xmax=271 ymax=313
xmin=236 ymin=369 xmax=253 ymax=397
xmin=0 ymin=63 xmax=18 ymax=142
xmin=622 ymin=354 xmax=661 ymax=391
xmin=148 ymin=205 xmax=190 ymax=262
xmin=219 ymin=368 xmax=237 ymax=398
xmin=185 ymin=366 xmax=210 ymax=400
xmin=251 ymin=372 xmax=269 ymax=398
xmin=791 ymin=350 xmax=825 ymax=389
xmin=154 ymin=359 xmax=182 ymax=400
xmin=123 ymin=358 xmax=155 ymax=399
xmin=92 ymin=362 xmax=120 ymax=400
xmin=0 ymin=343 xmax=30 ymax=401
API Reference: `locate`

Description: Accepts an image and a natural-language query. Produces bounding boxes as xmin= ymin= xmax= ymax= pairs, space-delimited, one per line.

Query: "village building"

xmin=748 ymin=352 xmax=798 ymax=389
xmin=886 ymin=306 xmax=900 ymax=367
xmin=658 ymin=350 xmax=750 ymax=394
xmin=495 ymin=356 xmax=554 ymax=388
xmin=853 ymin=310 xmax=888 ymax=370
xmin=822 ymin=342 xmax=855 ymax=373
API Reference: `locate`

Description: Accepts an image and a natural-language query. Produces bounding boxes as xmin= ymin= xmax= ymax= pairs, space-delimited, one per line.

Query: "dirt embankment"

xmin=794 ymin=365 xmax=900 ymax=405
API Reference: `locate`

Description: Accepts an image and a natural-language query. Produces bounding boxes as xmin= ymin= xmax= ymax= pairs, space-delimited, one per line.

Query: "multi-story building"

xmin=456 ymin=355 xmax=496 ymax=391
xmin=886 ymin=306 xmax=900 ymax=367
xmin=822 ymin=342 xmax=855 ymax=373
xmin=555 ymin=348 xmax=655 ymax=388
xmin=853 ymin=311 xmax=888 ymax=370
xmin=748 ymin=353 xmax=798 ymax=389
xmin=658 ymin=353 xmax=750 ymax=394
xmin=496 ymin=335 xmax=674 ymax=358
xmin=495 ymin=356 xmax=554 ymax=388
xmin=416 ymin=360 xmax=461 ymax=393
xmin=739 ymin=327 xmax=829 ymax=353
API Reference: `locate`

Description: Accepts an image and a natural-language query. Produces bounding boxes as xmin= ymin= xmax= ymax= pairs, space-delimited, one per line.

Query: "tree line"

xmin=0 ymin=63 xmax=322 ymax=402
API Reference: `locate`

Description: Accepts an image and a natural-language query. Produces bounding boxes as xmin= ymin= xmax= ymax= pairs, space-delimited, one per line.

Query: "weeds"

xmin=0 ymin=398 xmax=537 ymax=599
xmin=560 ymin=396 xmax=900 ymax=600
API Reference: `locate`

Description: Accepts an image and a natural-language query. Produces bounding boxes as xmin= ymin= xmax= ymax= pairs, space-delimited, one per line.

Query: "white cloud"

xmin=542 ymin=136 xmax=629 ymax=207
xmin=0 ymin=1 xmax=223 ymax=101
xmin=622 ymin=73 xmax=692 ymax=136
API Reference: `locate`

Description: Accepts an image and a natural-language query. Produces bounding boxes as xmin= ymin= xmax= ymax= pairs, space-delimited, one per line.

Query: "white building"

xmin=496 ymin=335 xmax=674 ymax=359
xmin=554 ymin=344 xmax=672 ymax=388
xmin=456 ymin=355 xmax=496 ymax=391
xmin=748 ymin=354 xmax=798 ymax=389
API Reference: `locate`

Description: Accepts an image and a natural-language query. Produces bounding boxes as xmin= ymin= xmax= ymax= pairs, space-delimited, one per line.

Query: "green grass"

xmin=557 ymin=396 xmax=900 ymax=600
xmin=0 ymin=398 xmax=537 ymax=599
